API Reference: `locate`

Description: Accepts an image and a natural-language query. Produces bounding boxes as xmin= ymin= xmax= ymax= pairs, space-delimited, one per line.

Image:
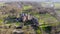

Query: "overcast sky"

xmin=0 ymin=0 xmax=60 ymax=2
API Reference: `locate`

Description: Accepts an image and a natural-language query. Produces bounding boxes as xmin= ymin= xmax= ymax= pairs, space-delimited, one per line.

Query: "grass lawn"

xmin=0 ymin=2 xmax=5 ymax=6
xmin=54 ymin=3 xmax=60 ymax=8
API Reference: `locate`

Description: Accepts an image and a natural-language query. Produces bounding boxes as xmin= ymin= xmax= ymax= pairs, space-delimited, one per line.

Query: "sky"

xmin=0 ymin=0 xmax=60 ymax=2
